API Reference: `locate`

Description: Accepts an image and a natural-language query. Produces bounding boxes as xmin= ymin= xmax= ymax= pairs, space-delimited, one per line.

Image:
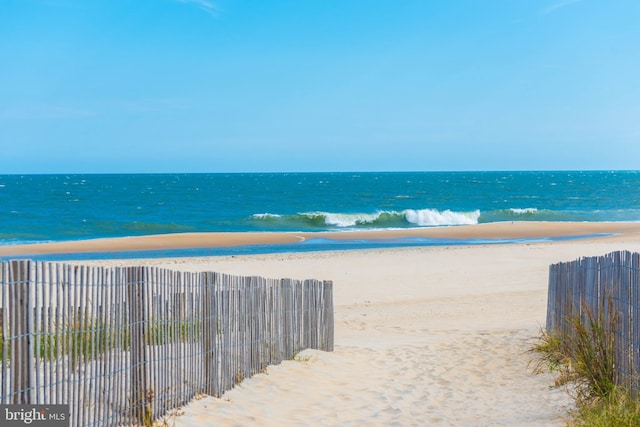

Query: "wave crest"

xmin=252 ymin=208 xmax=481 ymax=229
xmin=405 ymin=209 xmax=480 ymax=226
xmin=509 ymin=208 xmax=538 ymax=215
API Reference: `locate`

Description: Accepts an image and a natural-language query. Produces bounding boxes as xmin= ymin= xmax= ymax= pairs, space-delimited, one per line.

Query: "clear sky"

xmin=1 ymin=0 xmax=639 ymax=173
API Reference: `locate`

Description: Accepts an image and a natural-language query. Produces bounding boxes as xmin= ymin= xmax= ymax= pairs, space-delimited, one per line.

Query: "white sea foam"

xmin=292 ymin=209 xmax=481 ymax=228
xmin=322 ymin=212 xmax=382 ymax=227
xmin=253 ymin=213 xmax=282 ymax=219
xmin=509 ymin=208 xmax=538 ymax=215
xmin=404 ymin=209 xmax=480 ymax=226
xmin=252 ymin=208 xmax=482 ymax=229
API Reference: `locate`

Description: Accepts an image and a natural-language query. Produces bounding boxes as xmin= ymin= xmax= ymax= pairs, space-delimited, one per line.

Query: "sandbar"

xmin=1 ymin=221 xmax=640 ymax=257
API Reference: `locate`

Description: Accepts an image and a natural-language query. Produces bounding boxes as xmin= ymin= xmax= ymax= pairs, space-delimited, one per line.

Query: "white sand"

xmin=105 ymin=232 xmax=638 ymax=426
xmin=7 ymin=223 xmax=640 ymax=425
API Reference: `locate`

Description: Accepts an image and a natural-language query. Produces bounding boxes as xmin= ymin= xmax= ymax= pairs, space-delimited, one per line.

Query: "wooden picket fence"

xmin=547 ymin=250 xmax=640 ymax=393
xmin=0 ymin=260 xmax=334 ymax=426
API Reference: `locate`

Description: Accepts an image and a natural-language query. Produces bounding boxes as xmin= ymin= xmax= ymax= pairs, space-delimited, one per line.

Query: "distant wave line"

xmin=252 ymin=208 xmax=481 ymax=228
xmin=250 ymin=206 xmax=611 ymax=229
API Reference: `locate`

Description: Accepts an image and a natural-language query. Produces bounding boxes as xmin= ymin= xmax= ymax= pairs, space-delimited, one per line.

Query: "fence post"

xmin=9 ymin=260 xmax=33 ymax=405
xmin=280 ymin=278 xmax=292 ymax=361
xmin=323 ymin=280 xmax=334 ymax=352
xmin=201 ymin=272 xmax=218 ymax=397
xmin=127 ymin=266 xmax=149 ymax=425
xmin=632 ymin=252 xmax=640 ymax=396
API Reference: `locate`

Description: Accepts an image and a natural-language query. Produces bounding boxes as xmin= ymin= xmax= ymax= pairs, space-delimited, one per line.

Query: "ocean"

xmin=1 ymin=171 xmax=639 ymax=258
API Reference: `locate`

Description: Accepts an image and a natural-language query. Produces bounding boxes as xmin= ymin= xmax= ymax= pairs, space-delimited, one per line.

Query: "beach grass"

xmin=530 ymin=298 xmax=640 ymax=426
xmin=1 ymin=315 xmax=203 ymax=367
xmin=571 ymin=386 xmax=640 ymax=427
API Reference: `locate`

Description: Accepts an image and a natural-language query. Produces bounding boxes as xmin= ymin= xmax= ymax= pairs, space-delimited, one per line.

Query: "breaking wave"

xmin=251 ymin=206 xmax=614 ymax=230
xmin=252 ymin=208 xmax=481 ymax=230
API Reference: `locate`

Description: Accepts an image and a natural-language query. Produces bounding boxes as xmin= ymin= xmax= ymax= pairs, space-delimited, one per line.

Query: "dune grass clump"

xmin=571 ymin=386 xmax=640 ymax=427
xmin=530 ymin=298 xmax=640 ymax=426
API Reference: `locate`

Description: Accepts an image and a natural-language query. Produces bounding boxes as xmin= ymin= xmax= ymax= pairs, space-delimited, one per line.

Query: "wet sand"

xmin=1 ymin=221 xmax=639 ymax=257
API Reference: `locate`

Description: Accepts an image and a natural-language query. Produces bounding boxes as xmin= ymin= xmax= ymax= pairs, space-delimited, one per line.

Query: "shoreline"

xmin=2 ymin=221 xmax=640 ymax=257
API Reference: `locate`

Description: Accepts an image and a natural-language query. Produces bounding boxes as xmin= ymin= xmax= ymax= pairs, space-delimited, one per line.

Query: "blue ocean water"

xmin=0 ymin=171 xmax=639 ymax=251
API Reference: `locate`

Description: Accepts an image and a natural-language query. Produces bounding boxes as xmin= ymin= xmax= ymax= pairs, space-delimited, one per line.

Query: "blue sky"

xmin=1 ymin=0 xmax=639 ymax=173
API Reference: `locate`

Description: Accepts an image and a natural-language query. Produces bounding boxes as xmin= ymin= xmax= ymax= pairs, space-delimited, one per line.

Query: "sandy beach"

xmin=4 ymin=222 xmax=640 ymax=425
xmin=2 ymin=221 xmax=640 ymax=257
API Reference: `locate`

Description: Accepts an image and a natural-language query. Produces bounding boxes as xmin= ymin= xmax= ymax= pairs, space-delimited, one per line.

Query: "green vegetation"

xmin=1 ymin=314 xmax=205 ymax=367
xmin=530 ymin=299 xmax=640 ymax=426
xmin=0 ymin=334 xmax=5 ymax=361
xmin=571 ymin=387 xmax=640 ymax=427
xmin=39 ymin=313 xmax=129 ymax=367
xmin=1 ymin=314 xmax=125 ymax=364
xmin=146 ymin=317 xmax=202 ymax=346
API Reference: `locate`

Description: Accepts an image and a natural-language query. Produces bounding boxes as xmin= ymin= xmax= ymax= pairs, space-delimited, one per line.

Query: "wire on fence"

xmin=0 ymin=260 xmax=334 ymax=426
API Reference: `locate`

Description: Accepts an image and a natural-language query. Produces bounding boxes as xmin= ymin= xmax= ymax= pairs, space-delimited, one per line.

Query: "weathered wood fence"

xmin=547 ymin=250 xmax=640 ymax=393
xmin=0 ymin=260 xmax=334 ymax=426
